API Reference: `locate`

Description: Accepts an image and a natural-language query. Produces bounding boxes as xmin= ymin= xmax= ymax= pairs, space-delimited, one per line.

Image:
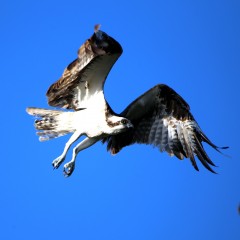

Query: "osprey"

xmin=26 ymin=25 xmax=227 ymax=177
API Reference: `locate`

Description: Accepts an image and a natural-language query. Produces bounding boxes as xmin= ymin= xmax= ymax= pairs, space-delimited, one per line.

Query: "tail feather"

xmin=36 ymin=130 xmax=70 ymax=142
xmin=26 ymin=107 xmax=74 ymax=141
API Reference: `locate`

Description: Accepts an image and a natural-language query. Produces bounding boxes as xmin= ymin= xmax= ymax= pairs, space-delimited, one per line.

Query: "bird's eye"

xmin=121 ymin=119 xmax=128 ymax=124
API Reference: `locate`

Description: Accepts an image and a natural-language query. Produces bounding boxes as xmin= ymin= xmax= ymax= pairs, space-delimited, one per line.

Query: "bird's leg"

xmin=63 ymin=136 xmax=100 ymax=177
xmin=52 ymin=131 xmax=82 ymax=169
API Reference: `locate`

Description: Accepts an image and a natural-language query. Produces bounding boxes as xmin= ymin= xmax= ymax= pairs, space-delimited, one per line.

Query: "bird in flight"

xmin=26 ymin=25 xmax=227 ymax=177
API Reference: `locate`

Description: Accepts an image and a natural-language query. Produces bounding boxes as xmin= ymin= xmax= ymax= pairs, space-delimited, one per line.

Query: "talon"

xmin=63 ymin=161 xmax=75 ymax=177
xmin=52 ymin=156 xmax=65 ymax=169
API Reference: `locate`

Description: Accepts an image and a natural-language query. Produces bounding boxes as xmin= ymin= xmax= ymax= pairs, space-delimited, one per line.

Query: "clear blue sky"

xmin=1 ymin=1 xmax=239 ymax=239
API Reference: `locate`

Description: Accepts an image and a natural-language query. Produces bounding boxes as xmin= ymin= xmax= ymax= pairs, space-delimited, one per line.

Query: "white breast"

xmin=72 ymin=90 xmax=108 ymax=137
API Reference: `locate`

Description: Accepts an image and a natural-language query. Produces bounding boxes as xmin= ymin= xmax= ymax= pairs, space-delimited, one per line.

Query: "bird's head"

xmin=106 ymin=116 xmax=133 ymax=135
xmin=89 ymin=24 xmax=123 ymax=55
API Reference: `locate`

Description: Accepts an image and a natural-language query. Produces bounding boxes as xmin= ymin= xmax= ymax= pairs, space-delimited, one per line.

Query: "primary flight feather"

xmin=26 ymin=25 xmax=227 ymax=177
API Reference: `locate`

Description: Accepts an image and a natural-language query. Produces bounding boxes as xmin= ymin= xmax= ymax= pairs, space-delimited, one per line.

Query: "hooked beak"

xmin=127 ymin=122 xmax=134 ymax=129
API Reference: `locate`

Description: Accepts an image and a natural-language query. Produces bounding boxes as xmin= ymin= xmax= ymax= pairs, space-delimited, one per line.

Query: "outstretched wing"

xmin=103 ymin=84 xmax=227 ymax=173
xmin=47 ymin=25 xmax=122 ymax=110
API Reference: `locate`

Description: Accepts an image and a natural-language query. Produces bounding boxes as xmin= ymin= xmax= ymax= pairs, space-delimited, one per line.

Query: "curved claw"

xmin=63 ymin=161 xmax=75 ymax=177
xmin=52 ymin=156 xmax=65 ymax=169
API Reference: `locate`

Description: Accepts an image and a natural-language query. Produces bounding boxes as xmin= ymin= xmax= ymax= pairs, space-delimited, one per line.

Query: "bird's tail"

xmin=26 ymin=107 xmax=75 ymax=141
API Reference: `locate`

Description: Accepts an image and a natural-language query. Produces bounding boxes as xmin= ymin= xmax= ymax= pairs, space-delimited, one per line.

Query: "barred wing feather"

xmin=46 ymin=25 xmax=122 ymax=110
xmin=103 ymin=84 xmax=228 ymax=173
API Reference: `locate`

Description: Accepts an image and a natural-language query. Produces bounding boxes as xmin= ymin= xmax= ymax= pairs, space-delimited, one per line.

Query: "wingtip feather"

xmin=94 ymin=24 xmax=101 ymax=32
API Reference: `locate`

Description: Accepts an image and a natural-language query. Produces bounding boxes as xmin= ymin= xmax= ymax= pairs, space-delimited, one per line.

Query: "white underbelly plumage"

xmin=71 ymin=92 xmax=108 ymax=137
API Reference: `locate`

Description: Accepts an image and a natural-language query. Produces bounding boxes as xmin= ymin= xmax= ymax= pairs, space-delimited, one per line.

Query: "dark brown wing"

xmin=46 ymin=25 xmax=122 ymax=110
xmin=103 ymin=84 xmax=228 ymax=173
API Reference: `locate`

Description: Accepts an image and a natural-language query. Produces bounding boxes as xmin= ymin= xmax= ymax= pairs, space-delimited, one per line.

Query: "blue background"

xmin=1 ymin=1 xmax=239 ymax=239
